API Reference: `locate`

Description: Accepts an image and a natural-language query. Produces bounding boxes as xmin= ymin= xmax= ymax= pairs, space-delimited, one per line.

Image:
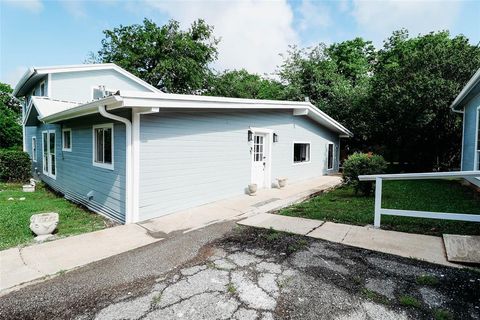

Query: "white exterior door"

xmin=252 ymin=133 xmax=267 ymax=188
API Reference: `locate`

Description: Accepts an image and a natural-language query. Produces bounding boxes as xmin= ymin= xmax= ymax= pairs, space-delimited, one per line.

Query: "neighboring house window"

xmin=293 ymin=143 xmax=310 ymax=163
xmin=40 ymin=81 xmax=45 ymax=96
xmin=93 ymin=124 xmax=114 ymax=169
xmin=42 ymin=130 xmax=56 ymax=179
xmin=327 ymin=143 xmax=334 ymax=170
xmin=32 ymin=137 xmax=37 ymax=162
xmin=62 ymin=128 xmax=72 ymax=151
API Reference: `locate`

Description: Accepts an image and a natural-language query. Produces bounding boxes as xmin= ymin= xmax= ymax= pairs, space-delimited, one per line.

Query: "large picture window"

xmin=93 ymin=124 xmax=113 ymax=169
xmin=327 ymin=143 xmax=334 ymax=170
xmin=293 ymin=143 xmax=310 ymax=163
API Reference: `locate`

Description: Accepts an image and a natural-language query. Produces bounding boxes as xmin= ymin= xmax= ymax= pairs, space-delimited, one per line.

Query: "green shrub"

xmin=342 ymin=152 xmax=387 ymax=195
xmin=0 ymin=149 xmax=31 ymax=182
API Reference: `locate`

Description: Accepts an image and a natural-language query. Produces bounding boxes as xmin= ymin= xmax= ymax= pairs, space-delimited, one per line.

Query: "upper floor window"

xmin=40 ymin=81 xmax=46 ymax=96
xmin=93 ymin=124 xmax=114 ymax=170
xmin=293 ymin=142 xmax=310 ymax=164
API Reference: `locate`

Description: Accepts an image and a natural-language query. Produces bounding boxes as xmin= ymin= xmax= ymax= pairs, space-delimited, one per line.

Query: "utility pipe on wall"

xmin=98 ymin=105 xmax=134 ymax=224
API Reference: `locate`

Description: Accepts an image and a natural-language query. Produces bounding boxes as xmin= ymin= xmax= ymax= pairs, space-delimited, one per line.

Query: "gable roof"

xmin=39 ymin=91 xmax=353 ymax=137
xmin=451 ymin=68 xmax=480 ymax=111
xmin=13 ymin=63 xmax=162 ymax=97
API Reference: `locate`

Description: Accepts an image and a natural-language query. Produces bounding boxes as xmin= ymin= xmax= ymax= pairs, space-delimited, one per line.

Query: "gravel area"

xmin=1 ymin=223 xmax=479 ymax=320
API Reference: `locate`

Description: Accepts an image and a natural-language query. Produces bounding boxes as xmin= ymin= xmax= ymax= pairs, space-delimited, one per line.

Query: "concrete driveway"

xmin=1 ymin=223 xmax=478 ymax=320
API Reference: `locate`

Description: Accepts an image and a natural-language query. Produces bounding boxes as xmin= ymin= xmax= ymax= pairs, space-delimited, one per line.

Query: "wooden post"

xmin=374 ymin=177 xmax=382 ymax=228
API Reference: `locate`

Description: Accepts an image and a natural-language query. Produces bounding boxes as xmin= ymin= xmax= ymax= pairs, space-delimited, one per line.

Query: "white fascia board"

xmin=40 ymin=96 xmax=123 ymax=123
xmin=13 ymin=68 xmax=35 ymax=96
xmin=451 ymin=68 xmax=480 ymax=111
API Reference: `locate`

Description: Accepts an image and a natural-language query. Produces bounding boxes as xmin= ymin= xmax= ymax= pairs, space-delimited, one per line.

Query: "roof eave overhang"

xmin=39 ymin=94 xmax=353 ymax=137
xmin=118 ymin=96 xmax=353 ymax=137
xmin=13 ymin=68 xmax=36 ymax=97
xmin=40 ymin=96 xmax=123 ymax=123
xmin=450 ymin=68 xmax=480 ymax=111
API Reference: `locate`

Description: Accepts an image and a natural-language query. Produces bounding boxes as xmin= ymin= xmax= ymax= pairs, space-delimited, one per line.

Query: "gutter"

xmin=98 ymin=105 xmax=134 ymax=224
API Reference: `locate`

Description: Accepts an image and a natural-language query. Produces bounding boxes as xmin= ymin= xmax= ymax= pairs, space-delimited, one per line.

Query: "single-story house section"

xmin=14 ymin=63 xmax=352 ymax=224
xmin=451 ymin=68 xmax=480 ymax=187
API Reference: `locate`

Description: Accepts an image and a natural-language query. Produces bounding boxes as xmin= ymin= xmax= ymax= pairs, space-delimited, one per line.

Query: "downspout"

xmin=98 ymin=105 xmax=134 ymax=224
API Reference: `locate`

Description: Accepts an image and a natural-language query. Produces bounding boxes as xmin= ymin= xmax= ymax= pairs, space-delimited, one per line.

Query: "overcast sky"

xmin=1 ymin=0 xmax=479 ymax=87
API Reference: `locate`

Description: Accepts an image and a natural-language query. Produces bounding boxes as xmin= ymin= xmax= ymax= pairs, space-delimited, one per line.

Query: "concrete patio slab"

xmin=443 ymin=234 xmax=480 ymax=264
xmin=1 ymin=224 xmax=161 ymax=293
xmin=239 ymin=214 xmax=460 ymax=268
xmin=238 ymin=213 xmax=324 ymax=235
xmin=140 ymin=176 xmax=341 ymax=236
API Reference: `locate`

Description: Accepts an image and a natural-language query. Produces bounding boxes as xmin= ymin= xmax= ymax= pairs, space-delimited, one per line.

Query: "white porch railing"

xmin=358 ymin=171 xmax=480 ymax=228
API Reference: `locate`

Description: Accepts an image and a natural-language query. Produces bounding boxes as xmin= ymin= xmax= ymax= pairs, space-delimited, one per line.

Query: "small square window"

xmin=293 ymin=143 xmax=310 ymax=163
xmin=93 ymin=124 xmax=114 ymax=170
xmin=62 ymin=129 xmax=72 ymax=151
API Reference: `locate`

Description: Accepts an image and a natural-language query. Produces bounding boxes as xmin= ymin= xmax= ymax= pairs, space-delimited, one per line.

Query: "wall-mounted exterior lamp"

xmin=273 ymin=133 xmax=278 ymax=143
xmin=248 ymin=130 xmax=253 ymax=142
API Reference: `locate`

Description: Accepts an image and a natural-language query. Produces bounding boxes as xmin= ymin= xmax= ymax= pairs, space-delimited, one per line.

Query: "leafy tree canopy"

xmin=370 ymin=30 xmax=480 ymax=170
xmin=206 ymin=69 xmax=286 ymax=100
xmin=0 ymin=83 xmax=22 ymax=149
xmin=93 ymin=19 xmax=219 ymax=94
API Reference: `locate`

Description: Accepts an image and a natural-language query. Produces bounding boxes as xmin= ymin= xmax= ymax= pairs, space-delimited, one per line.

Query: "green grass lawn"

xmin=280 ymin=180 xmax=480 ymax=236
xmin=0 ymin=182 xmax=110 ymax=250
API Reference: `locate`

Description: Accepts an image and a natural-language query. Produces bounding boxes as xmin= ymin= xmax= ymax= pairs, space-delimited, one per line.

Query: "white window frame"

xmin=92 ymin=123 xmax=114 ymax=170
xmin=475 ymin=106 xmax=480 ymax=170
xmin=327 ymin=142 xmax=334 ymax=170
xmin=40 ymin=81 xmax=46 ymax=96
xmin=62 ymin=128 xmax=72 ymax=152
xmin=292 ymin=141 xmax=311 ymax=165
xmin=42 ymin=130 xmax=56 ymax=179
xmin=31 ymin=136 xmax=37 ymax=162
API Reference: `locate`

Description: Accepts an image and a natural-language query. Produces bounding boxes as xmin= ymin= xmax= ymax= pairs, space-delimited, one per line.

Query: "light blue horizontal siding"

xmin=50 ymin=69 xmax=153 ymax=103
xmin=461 ymin=92 xmax=480 ymax=187
xmin=139 ymin=109 xmax=340 ymax=221
xmin=462 ymin=92 xmax=480 ymax=171
xmin=24 ymin=113 xmax=128 ymax=223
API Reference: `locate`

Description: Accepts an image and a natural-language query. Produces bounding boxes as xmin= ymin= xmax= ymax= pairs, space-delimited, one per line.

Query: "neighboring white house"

xmin=451 ymin=68 xmax=480 ymax=187
xmin=14 ymin=63 xmax=352 ymax=224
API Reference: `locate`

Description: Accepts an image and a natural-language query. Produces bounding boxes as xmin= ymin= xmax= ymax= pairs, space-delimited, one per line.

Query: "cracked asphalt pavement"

xmin=1 ymin=222 xmax=479 ymax=320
